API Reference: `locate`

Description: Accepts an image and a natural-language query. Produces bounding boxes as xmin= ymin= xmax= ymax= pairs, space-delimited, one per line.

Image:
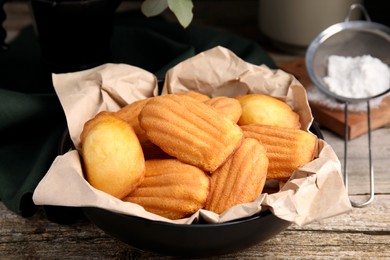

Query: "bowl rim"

xmin=82 ymin=205 xmax=276 ymax=228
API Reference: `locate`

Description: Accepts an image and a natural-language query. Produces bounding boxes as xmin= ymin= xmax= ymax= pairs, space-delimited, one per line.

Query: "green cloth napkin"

xmin=0 ymin=11 xmax=276 ymax=219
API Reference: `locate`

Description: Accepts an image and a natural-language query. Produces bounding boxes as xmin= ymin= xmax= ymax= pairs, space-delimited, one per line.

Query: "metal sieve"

xmin=305 ymin=4 xmax=390 ymax=207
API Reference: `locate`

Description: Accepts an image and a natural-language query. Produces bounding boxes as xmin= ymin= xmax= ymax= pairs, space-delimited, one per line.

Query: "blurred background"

xmin=2 ymin=0 xmax=390 ymax=63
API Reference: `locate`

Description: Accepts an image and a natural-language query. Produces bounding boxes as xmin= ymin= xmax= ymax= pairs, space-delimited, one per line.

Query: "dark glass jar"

xmin=30 ymin=0 xmax=122 ymax=90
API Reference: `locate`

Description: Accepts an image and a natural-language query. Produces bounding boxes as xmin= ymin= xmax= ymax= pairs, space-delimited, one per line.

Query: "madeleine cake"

xmin=80 ymin=111 xmax=145 ymax=199
xmin=138 ymin=94 xmax=244 ymax=172
xmin=236 ymin=94 xmax=301 ymax=129
xmin=123 ymin=159 xmax=210 ymax=220
xmin=205 ymin=138 xmax=268 ymax=214
xmin=204 ymin=96 xmax=242 ymax=123
xmin=241 ymin=124 xmax=318 ymax=180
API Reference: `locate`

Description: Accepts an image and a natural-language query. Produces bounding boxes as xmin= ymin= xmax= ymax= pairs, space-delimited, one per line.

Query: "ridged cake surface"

xmin=139 ymin=94 xmax=244 ymax=172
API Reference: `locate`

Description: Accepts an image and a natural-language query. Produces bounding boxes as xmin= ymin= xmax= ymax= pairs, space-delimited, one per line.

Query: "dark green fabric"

xmin=0 ymin=10 xmax=275 ymax=218
xmin=0 ymin=89 xmax=66 ymax=216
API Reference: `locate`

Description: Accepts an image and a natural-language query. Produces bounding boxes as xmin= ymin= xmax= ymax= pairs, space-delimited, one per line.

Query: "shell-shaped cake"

xmin=80 ymin=111 xmax=145 ymax=199
xmin=205 ymin=138 xmax=268 ymax=214
xmin=123 ymin=159 xmax=210 ymax=220
xmin=241 ymin=124 xmax=318 ymax=180
xmin=236 ymin=94 xmax=301 ymax=129
xmin=175 ymin=90 xmax=211 ymax=102
xmin=114 ymin=98 xmax=151 ymax=144
xmin=204 ymin=96 xmax=242 ymax=123
xmin=139 ymin=94 xmax=244 ymax=172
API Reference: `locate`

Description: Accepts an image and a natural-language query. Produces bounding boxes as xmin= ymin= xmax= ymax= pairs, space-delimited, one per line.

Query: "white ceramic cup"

xmin=258 ymin=0 xmax=362 ymax=54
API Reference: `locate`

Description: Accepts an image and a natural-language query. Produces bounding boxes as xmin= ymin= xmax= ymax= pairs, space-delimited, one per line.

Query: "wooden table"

xmin=1 ymin=126 xmax=389 ymax=259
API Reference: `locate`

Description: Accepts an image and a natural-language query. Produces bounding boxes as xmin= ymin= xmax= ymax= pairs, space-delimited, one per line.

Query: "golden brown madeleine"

xmin=139 ymin=94 xmax=244 ymax=172
xmin=123 ymin=159 xmax=210 ymax=220
xmin=241 ymin=124 xmax=318 ymax=180
xmin=236 ymin=94 xmax=301 ymax=129
xmin=204 ymin=96 xmax=242 ymax=123
xmin=114 ymin=98 xmax=151 ymax=144
xmin=115 ymin=97 xmax=182 ymax=160
xmin=80 ymin=111 xmax=145 ymax=199
xmin=175 ymin=90 xmax=210 ymax=102
xmin=205 ymin=138 xmax=268 ymax=214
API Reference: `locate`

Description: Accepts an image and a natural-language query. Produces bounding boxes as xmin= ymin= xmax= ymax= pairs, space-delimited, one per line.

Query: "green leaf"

xmin=167 ymin=0 xmax=194 ymax=28
xmin=141 ymin=0 xmax=169 ymax=17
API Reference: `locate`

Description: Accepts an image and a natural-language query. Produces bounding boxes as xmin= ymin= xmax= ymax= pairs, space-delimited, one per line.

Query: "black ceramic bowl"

xmin=57 ymin=122 xmax=323 ymax=257
xmin=83 ymin=207 xmax=290 ymax=257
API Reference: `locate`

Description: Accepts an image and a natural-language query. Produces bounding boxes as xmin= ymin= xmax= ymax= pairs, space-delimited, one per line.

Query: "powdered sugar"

xmin=307 ymin=87 xmax=388 ymax=112
xmin=323 ymin=55 xmax=390 ymax=99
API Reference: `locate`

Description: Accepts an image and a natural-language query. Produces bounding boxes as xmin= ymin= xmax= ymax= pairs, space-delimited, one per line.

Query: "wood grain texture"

xmin=1 ymin=194 xmax=389 ymax=259
xmin=323 ymin=127 xmax=390 ymax=195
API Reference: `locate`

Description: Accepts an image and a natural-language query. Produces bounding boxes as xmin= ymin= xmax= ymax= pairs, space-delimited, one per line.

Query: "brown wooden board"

xmin=279 ymin=58 xmax=390 ymax=140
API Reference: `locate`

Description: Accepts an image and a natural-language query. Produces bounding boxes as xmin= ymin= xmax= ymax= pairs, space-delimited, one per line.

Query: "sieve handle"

xmin=343 ymin=101 xmax=375 ymax=207
xmin=345 ymin=3 xmax=371 ymax=23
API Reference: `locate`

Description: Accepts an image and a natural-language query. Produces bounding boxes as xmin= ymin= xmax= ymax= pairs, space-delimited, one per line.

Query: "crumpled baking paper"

xmin=33 ymin=46 xmax=352 ymax=226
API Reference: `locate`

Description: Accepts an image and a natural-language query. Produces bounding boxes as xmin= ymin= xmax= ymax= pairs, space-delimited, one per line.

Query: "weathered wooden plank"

xmin=290 ymin=195 xmax=390 ymax=232
xmin=226 ymin=230 xmax=390 ymax=260
xmin=321 ymin=128 xmax=390 ymax=195
xmin=322 ymin=128 xmax=390 ymax=159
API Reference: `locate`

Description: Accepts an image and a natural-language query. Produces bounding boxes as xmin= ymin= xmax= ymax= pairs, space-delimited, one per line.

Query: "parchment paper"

xmin=33 ymin=46 xmax=352 ymax=226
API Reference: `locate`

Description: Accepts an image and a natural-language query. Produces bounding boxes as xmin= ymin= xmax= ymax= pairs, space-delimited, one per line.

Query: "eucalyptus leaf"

xmin=167 ymin=0 xmax=194 ymax=28
xmin=141 ymin=0 xmax=169 ymax=17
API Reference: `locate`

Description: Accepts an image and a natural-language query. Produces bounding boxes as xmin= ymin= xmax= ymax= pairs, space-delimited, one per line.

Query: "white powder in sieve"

xmin=323 ymin=55 xmax=390 ymax=99
xmin=307 ymin=87 xmax=389 ymax=112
